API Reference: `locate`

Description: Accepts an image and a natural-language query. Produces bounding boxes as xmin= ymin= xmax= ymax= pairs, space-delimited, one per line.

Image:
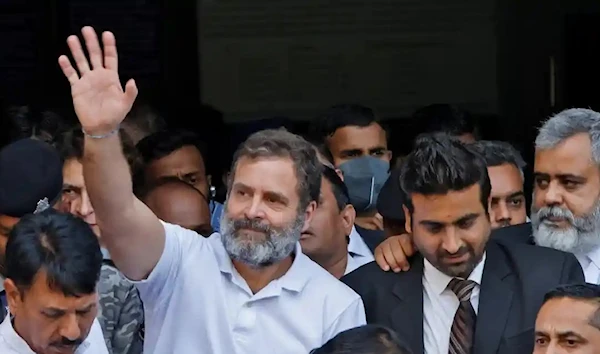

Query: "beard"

xmin=220 ymin=211 xmax=305 ymax=268
xmin=531 ymin=200 xmax=600 ymax=254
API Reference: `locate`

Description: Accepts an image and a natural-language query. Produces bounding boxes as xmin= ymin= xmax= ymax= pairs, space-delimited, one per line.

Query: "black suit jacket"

xmin=342 ymin=240 xmax=584 ymax=354
xmin=491 ymin=222 xmax=534 ymax=246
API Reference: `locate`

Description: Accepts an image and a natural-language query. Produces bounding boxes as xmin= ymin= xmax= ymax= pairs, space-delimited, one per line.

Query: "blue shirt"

xmin=209 ymin=200 xmax=224 ymax=232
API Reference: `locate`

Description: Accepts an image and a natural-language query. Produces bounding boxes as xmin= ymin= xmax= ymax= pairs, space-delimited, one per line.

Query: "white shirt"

xmin=134 ymin=222 xmax=366 ymax=354
xmin=346 ymin=226 xmax=374 ymax=275
xmin=423 ymin=253 xmax=486 ymax=354
xmin=0 ymin=316 xmax=107 ymax=354
xmin=576 ymin=246 xmax=600 ymax=284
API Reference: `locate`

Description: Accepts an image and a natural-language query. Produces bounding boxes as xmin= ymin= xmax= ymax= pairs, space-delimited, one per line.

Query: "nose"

xmin=58 ymin=314 xmax=81 ymax=341
xmin=441 ymin=228 xmax=462 ymax=254
xmin=243 ymin=196 xmax=266 ymax=220
xmin=543 ymin=181 xmax=563 ymax=207
xmin=495 ymin=202 xmax=511 ymax=224
xmin=77 ymin=191 xmax=94 ymax=218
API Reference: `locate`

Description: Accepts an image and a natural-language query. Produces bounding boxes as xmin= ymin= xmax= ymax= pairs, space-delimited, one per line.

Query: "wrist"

xmin=82 ymin=125 xmax=121 ymax=139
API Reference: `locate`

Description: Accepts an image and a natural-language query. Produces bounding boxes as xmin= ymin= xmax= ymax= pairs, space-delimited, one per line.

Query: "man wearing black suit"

xmin=342 ymin=134 xmax=584 ymax=354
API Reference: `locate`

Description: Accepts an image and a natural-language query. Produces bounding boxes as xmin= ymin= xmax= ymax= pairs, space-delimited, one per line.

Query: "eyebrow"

xmin=62 ymin=183 xmax=82 ymax=190
xmin=232 ymin=183 xmax=289 ymax=204
xmin=419 ymin=213 xmax=479 ymax=226
xmin=534 ymin=172 xmax=586 ymax=181
xmin=491 ymin=191 xmax=525 ymax=200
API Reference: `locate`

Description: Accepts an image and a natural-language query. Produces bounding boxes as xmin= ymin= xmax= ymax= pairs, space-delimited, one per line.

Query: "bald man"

xmin=141 ymin=178 xmax=213 ymax=236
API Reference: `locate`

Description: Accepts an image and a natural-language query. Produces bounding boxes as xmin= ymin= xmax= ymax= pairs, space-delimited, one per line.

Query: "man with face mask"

xmin=308 ymin=104 xmax=390 ymax=252
xmin=0 ymin=139 xmax=64 ymax=321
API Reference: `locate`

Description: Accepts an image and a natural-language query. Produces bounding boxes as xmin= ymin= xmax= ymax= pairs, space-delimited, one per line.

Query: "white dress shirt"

xmin=345 ymin=226 xmax=375 ymax=275
xmin=576 ymin=246 xmax=600 ymax=284
xmin=0 ymin=316 xmax=107 ymax=354
xmin=134 ymin=222 xmax=366 ymax=354
xmin=423 ymin=253 xmax=486 ymax=354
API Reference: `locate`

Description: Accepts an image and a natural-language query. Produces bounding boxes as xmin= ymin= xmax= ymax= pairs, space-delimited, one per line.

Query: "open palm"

xmin=59 ymin=26 xmax=137 ymax=135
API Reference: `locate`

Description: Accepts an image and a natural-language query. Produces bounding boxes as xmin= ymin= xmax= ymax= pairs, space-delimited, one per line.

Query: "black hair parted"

xmin=543 ymin=283 xmax=600 ymax=330
xmin=6 ymin=209 xmax=102 ymax=297
xmin=400 ymin=133 xmax=491 ymax=213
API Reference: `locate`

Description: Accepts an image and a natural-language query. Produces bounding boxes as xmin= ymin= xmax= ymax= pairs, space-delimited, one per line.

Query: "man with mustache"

xmin=532 ymin=108 xmax=600 ymax=284
xmin=342 ymin=133 xmax=583 ymax=354
xmin=0 ymin=210 xmax=107 ymax=353
xmin=58 ymin=26 xmax=365 ymax=354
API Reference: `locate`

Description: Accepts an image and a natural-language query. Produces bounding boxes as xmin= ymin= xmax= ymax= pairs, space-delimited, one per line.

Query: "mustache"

xmin=232 ymin=218 xmax=271 ymax=234
xmin=536 ymin=206 xmax=574 ymax=223
xmin=52 ymin=337 xmax=83 ymax=347
xmin=438 ymin=246 xmax=470 ymax=259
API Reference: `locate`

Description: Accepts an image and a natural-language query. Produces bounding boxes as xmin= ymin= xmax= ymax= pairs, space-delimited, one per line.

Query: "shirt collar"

xmin=424 ymin=252 xmax=487 ymax=295
xmin=344 ymin=253 xmax=361 ymax=275
xmin=0 ymin=276 xmax=4 ymax=293
xmin=348 ymin=226 xmax=374 ymax=258
xmin=100 ymin=248 xmax=111 ymax=261
xmin=580 ymin=246 xmax=600 ymax=269
xmin=0 ymin=315 xmax=91 ymax=353
xmin=210 ymin=233 xmax=311 ymax=293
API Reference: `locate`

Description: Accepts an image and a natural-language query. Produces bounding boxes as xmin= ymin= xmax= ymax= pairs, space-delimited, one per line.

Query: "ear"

xmin=5 ymin=279 xmax=22 ymax=316
xmin=302 ymin=200 xmax=318 ymax=232
xmin=403 ymin=205 xmax=412 ymax=234
xmin=340 ymin=204 xmax=356 ymax=236
xmin=335 ymin=169 xmax=344 ymax=182
xmin=384 ymin=150 xmax=393 ymax=163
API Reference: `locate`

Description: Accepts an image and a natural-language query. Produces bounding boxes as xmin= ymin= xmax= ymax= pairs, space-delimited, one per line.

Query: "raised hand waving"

xmin=58 ymin=26 xmax=138 ymax=136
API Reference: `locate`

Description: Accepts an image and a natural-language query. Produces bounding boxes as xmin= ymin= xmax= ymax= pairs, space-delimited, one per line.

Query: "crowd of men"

xmin=0 ymin=26 xmax=600 ymax=354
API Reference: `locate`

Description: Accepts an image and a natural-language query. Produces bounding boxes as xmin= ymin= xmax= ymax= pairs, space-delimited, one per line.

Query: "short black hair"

xmin=400 ymin=133 xmax=491 ymax=213
xmin=310 ymin=325 xmax=412 ymax=354
xmin=322 ymin=165 xmax=350 ymax=211
xmin=138 ymin=176 xmax=207 ymax=202
xmin=412 ymin=104 xmax=479 ymax=139
xmin=136 ymin=129 xmax=208 ymax=169
xmin=6 ymin=209 xmax=102 ymax=297
xmin=55 ymin=126 xmax=141 ymax=173
xmin=544 ymin=283 xmax=600 ymax=330
xmin=470 ymin=140 xmax=526 ymax=171
xmin=308 ymin=104 xmax=386 ymax=145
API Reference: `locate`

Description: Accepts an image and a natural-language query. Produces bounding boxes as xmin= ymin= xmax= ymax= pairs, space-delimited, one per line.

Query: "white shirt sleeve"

xmin=322 ymin=297 xmax=367 ymax=343
xmin=131 ymin=222 xmax=207 ymax=309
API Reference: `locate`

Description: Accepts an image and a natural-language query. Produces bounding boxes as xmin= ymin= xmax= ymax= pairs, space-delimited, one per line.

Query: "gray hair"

xmin=229 ymin=128 xmax=322 ymax=210
xmin=536 ymin=108 xmax=600 ymax=163
xmin=471 ymin=140 xmax=526 ymax=177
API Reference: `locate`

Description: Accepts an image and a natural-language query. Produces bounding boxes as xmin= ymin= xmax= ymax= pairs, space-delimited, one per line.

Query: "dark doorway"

xmin=564 ymin=14 xmax=600 ymax=110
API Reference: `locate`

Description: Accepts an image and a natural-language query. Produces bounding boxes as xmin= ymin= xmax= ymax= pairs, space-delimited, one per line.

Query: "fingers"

xmin=123 ymin=79 xmax=139 ymax=110
xmin=82 ymin=26 xmax=104 ymax=69
xmin=375 ymin=244 xmax=391 ymax=271
xmin=102 ymin=31 xmax=118 ymax=71
xmin=58 ymin=55 xmax=79 ymax=85
xmin=386 ymin=238 xmax=409 ymax=272
xmin=66 ymin=35 xmax=90 ymax=75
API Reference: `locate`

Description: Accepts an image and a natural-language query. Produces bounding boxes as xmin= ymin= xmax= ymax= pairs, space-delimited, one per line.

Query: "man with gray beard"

xmin=58 ymin=27 xmax=365 ymax=354
xmin=532 ymin=108 xmax=600 ymax=283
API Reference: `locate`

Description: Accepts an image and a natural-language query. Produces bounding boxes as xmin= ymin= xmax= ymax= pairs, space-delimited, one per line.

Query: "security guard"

xmin=0 ymin=138 xmax=63 ymax=320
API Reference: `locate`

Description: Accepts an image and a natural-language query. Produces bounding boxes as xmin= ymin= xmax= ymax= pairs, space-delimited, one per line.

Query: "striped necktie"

xmin=448 ymin=278 xmax=477 ymax=354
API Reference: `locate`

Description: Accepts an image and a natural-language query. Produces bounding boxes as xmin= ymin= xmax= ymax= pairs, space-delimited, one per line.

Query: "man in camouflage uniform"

xmin=56 ymin=128 xmax=144 ymax=354
xmin=98 ymin=254 xmax=144 ymax=354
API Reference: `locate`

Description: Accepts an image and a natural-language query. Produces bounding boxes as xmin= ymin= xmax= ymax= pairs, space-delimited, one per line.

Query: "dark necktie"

xmin=448 ymin=278 xmax=477 ymax=354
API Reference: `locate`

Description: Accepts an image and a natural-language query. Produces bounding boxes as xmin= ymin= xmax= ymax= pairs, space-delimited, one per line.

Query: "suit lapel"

xmin=474 ymin=242 xmax=514 ymax=354
xmin=390 ymin=256 xmax=425 ymax=354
